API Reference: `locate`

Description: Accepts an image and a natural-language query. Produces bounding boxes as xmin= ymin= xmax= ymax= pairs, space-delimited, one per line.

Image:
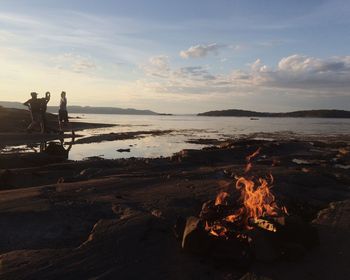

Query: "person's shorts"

xmin=31 ymin=112 xmax=42 ymax=123
xmin=59 ymin=109 xmax=69 ymax=122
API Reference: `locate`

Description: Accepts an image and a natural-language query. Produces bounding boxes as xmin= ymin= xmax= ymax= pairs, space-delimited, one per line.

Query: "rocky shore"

xmin=0 ymin=106 xmax=115 ymax=147
xmin=0 ymin=130 xmax=350 ymax=279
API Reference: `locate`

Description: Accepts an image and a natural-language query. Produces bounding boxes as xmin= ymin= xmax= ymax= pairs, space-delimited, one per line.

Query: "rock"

xmin=78 ymin=168 xmax=102 ymax=179
xmin=173 ymin=216 xmax=186 ymax=240
xmin=248 ymin=229 xmax=280 ymax=261
xmin=181 ymin=216 xmax=210 ymax=254
xmin=239 ymin=272 xmax=272 ymax=280
xmin=0 ymin=169 xmax=13 ymax=188
xmin=117 ymin=148 xmax=131 ymax=153
xmin=281 ymin=215 xmax=319 ymax=250
xmin=181 ymin=216 xmax=252 ymax=266
xmin=210 ymin=236 xmax=252 ymax=267
xmin=151 ymin=209 xmax=162 ymax=218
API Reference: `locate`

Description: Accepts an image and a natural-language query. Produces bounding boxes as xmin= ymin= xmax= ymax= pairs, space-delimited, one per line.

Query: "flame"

xmin=244 ymin=162 xmax=253 ymax=173
xmin=210 ymin=224 xmax=228 ymax=237
xmin=235 ymin=175 xmax=278 ymax=227
xmin=246 ymin=147 xmax=261 ymax=162
xmin=207 ymin=148 xmax=287 ymax=237
xmin=215 ymin=191 xmax=230 ymax=206
xmin=244 ymin=148 xmax=261 ymax=173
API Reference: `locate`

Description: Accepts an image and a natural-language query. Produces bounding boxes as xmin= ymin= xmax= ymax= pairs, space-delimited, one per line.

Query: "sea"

xmin=3 ymin=114 xmax=350 ymax=160
xmin=66 ymin=114 xmax=350 ymax=160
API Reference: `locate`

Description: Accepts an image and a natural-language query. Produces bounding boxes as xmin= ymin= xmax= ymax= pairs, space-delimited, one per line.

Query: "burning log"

xmin=181 ymin=216 xmax=253 ymax=266
xmin=249 ymin=218 xmax=278 ymax=232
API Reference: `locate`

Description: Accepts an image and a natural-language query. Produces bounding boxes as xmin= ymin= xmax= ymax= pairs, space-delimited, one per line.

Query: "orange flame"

xmin=244 ymin=162 xmax=253 ymax=173
xmin=246 ymin=147 xmax=261 ymax=162
xmin=208 ymin=148 xmax=287 ymax=236
xmin=235 ymin=175 xmax=278 ymax=227
xmin=244 ymin=148 xmax=261 ymax=173
xmin=215 ymin=191 xmax=230 ymax=206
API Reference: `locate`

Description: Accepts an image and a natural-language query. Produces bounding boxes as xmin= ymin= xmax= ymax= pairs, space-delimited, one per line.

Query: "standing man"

xmin=58 ymin=91 xmax=69 ymax=133
xmin=39 ymin=91 xmax=51 ymax=133
xmin=23 ymin=92 xmax=44 ymax=133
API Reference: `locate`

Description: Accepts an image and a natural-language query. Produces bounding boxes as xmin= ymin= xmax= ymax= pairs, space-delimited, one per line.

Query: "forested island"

xmin=198 ymin=109 xmax=350 ymax=118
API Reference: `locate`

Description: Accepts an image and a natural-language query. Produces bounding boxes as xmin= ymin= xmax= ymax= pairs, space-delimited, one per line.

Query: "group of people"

xmin=23 ymin=91 xmax=70 ymax=134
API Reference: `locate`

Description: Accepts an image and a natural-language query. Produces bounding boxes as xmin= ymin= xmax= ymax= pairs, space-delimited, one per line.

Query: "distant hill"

xmin=47 ymin=106 xmax=160 ymax=115
xmin=0 ymin=101 xmax=162 ymax=115
xmin=198 ymin=109 xmax=350 ymax=118
xmin=0 ymin=101 xmax=26 ymax=110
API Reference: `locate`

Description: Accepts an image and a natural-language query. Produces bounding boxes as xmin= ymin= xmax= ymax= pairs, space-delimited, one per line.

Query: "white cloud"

xmin=141 ymin=55 xmax=170 ymax=78
xmin=140 ymin=54 xmax=350 ymax=96
xmin=261 ymin=54 xmax=350 ymax=91
xmin=55 ymin=53 xmax=97 ymax=73
xmin=180 ymin=43 xmax=223 ymax=59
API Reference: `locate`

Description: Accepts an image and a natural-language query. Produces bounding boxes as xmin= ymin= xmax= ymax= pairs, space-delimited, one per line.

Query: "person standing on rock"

xmin=39 ymin=91 xmax=51 ymax=133
xmin=23 ymin=92 xmax=44 ymax=133
xmin=58 ymin=91 xmax=70 ymax=134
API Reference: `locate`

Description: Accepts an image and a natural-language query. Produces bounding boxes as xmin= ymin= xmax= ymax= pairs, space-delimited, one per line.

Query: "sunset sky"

xmin=1 ymin=0 xmax=350 ymax=114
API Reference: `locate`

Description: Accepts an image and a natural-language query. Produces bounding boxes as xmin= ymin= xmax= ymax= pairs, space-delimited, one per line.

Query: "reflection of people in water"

xmin=40 ymin=134 xmax=75 ymax=159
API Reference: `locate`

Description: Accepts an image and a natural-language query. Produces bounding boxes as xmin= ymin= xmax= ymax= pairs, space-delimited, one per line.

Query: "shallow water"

xmin=3 ymin=114 xmax=350 ymax=160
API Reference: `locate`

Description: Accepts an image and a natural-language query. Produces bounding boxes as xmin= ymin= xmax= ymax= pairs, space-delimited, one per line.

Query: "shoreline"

xmin=0 ymin=134 xmax=349 ymax=279
xmin=1 ymin=107 xmax=350 ymax=279
xmin=0 ymin=121 xmax=116 ymax=146
xmin=0 ymin=106 xmax=117 ymax=146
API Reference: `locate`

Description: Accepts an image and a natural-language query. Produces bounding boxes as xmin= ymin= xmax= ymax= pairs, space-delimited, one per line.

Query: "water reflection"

xmin=2 ymin=115 xmax=350 ymax=161
xmin=40 ymin=136 xmax=75 ymax=159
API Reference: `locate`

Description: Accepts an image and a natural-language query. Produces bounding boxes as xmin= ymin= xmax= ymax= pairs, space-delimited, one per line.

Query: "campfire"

xmin=176 ymin=148 xmax=319 ymax=265
xmin=204 ymin=148 xmax=288 ymax=237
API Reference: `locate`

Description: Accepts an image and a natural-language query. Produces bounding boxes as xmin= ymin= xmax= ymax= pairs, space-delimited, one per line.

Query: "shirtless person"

xmin=23 ymin=92 xmax=44 ymax=133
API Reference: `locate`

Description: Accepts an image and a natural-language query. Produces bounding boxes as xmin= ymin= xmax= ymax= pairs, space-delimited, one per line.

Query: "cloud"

xmin=53 ymin=53 xmax=97 ymax=73
xmin=228 ymin=54 xmax=350 ymax=94
xmin=140 ymin=54 xmax=350 ymax=96
xmin=0 ymin=11 xmax=160 ymax=68
xmin=142 ymin=56 xmax=216 ymax=82
xmin=141 ymin=55 xmax=170 ymax=78
xmin=180 ymin=43 xmax=223 ymax=59
xmin=174 ymin=66 xmax=216 ymax=81
xmin=255 ymin=54 xmax=350 ymax=91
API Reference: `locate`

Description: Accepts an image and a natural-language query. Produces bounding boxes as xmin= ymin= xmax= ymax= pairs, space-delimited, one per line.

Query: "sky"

xmin=0 ymin=0 xmax=350 ymax=114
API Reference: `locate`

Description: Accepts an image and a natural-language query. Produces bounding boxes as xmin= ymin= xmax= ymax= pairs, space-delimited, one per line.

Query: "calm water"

xmin=4 ymin=114 xmax=350 ymax=160
xmin=68 ymin=114 xmax=350 ymax=160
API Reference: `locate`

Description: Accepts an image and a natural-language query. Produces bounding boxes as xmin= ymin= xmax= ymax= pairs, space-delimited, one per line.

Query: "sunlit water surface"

xmin=3 ymin=114 xmax=350 ymax=160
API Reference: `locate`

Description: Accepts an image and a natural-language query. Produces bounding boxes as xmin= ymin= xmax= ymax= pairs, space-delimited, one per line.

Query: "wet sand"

xmin=0 ymin=126 xmax=350 ymax=279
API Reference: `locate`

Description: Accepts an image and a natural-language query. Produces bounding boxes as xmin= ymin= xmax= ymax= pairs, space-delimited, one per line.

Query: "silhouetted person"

xmin=58 ymin=91 xmax=70 ymax=133
xmin=23 ymin=92 xmax=44 ymax=133
xmin=39 ymin=91 xmax=51 ymax=133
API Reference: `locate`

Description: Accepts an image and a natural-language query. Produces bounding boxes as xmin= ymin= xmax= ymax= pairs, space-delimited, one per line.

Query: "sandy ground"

xmin=0 ymin=128 xmax=350 ymax=279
